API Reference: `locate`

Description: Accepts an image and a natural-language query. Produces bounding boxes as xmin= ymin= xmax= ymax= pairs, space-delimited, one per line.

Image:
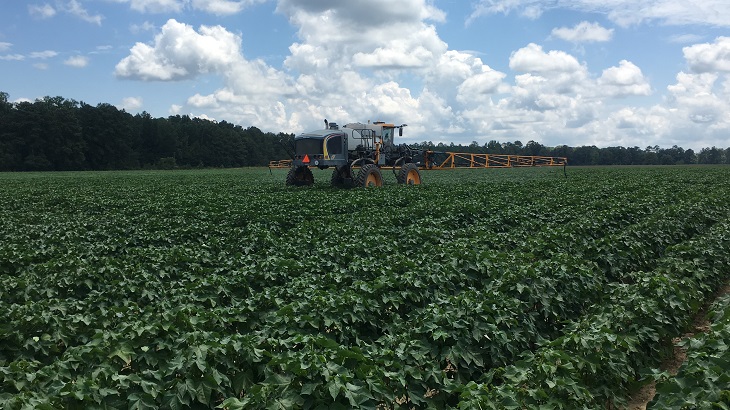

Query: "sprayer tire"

xmin=286 ymin=166 xmax=314 ymax=186
xmin=355 ymin=164 xmax=383 ymax=188
xmin=397 ymin=162 xmax=422 ymax=185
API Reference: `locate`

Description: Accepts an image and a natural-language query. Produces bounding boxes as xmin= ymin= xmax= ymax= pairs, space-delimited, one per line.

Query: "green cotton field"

xmin=1 ymin=166 xmax=730 ymax=409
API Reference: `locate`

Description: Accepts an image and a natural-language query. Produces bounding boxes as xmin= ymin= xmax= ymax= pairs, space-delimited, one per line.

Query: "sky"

xmin=2 ymin=1 xmax=730 ymax=151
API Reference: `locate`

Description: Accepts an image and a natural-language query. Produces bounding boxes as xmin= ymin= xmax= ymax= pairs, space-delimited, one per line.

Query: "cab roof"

xmin=295 ymin=129 xmax=342 ymax=139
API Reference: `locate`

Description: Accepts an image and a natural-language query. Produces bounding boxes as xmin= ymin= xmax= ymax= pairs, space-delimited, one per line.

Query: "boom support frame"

xmin=269 ymin=152 xmax=568 ymax=169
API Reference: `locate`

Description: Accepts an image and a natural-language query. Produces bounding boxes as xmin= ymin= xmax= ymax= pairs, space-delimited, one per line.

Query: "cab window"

xmin=382 ymin=128 xmax=393 ymax=145
xmin=326 ymin=134 xmax=342 ymax=155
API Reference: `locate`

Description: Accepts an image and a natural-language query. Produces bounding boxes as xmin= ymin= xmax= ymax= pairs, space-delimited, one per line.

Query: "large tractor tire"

xmin=355 ymin=164 xmax=383 ymax=187
xmin=331 ymin=165 xmax=353 ymax=188
xmin=397 ymin=162 xmax=422 ymax=185
xmin=286 ymin=166 xmax=314 ymax=186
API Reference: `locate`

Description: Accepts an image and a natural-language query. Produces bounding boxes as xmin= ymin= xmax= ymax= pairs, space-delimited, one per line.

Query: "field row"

xmin=649 ymin=291 xmax=730 ymax=409
xmin=1 ymin=167 xmax=729 ymax=409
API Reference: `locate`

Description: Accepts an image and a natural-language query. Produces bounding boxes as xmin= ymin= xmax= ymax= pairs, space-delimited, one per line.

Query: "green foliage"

xmin=0 ymin=166 xmax=729 ymax=409
xmin=649 ymin=293 xmax=730 ymax=409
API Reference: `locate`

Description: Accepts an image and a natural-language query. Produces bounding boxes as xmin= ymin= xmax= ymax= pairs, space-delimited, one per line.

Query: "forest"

xmin=1 ymin=92 xmax=728 ymax=171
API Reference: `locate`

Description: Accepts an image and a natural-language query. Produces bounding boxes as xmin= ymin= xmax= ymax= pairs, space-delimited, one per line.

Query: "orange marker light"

xmin=302 ymin=154 xmax=310 ymax=163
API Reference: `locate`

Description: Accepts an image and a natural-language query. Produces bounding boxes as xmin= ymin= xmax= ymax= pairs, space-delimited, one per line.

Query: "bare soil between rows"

xmin=625 ymin=282 xmax=730 ymax=409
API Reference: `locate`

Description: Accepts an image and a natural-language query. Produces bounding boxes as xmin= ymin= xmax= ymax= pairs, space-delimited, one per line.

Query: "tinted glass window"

xmin=295 ymin=138 xmax=324 ymax=155
xmin=382 ymin=128 xmax=393 ymax=145
xmin=326 ymin=135 xmax=342 ymax=155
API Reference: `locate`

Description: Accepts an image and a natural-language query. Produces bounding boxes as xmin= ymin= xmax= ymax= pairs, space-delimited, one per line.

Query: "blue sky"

xmin=2 ymin=0 xmax=730 ymax=150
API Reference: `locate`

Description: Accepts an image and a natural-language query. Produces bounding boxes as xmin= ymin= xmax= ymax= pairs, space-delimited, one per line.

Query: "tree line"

xmin=0 ymin=93 xmax=292 ymax=171
xmin=1 ymin=92 xmax=728 ymax=171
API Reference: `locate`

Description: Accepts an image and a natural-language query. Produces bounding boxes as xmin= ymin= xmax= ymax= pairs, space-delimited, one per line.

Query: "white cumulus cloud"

xmin=509 ymin=43 xmax=583 ymax=74
xmin=116 ymin=18 xmax=295 ymax=129
xmin=598 ymin=60 xmax=652 ymax=97
xmin=456 ymin=69 xmax=507 ymax=104
xmin=352 ymin=31 xmax=443 ymax=69
xmin=115 ymin=19 xmax=244 ymax=81
xmin=64 ymin=55 xmax=90 ymax=67
xmin=684 ymin=37 xmax=730 ymax=73
xmin=662 ymin=71 xmax=730 ymax=146
xmin=120 ymin=96 xmax=144 ymax=112
xmin=280 ymin=0 xmax=448 ymax=75
xmin=552 ymin=21 xmax=614 ymax=43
